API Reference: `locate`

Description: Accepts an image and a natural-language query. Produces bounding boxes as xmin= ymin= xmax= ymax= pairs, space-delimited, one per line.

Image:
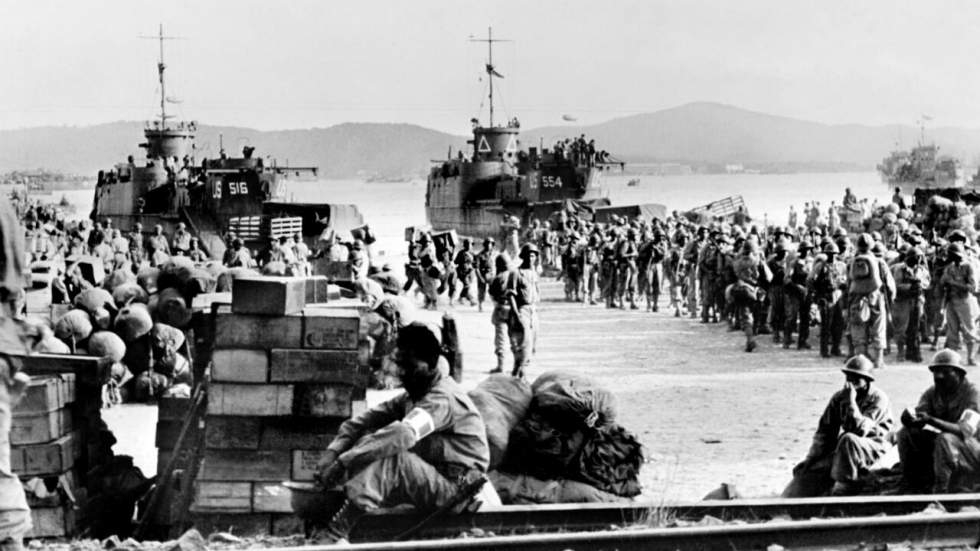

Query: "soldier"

xmin=489 ymin=244 xmax=540 ymax=377
xmin=147 ymin=224 xmax=171 ymax=260
xmin=768 ymin=240 xmax=789 ymax=344
xmin=639 ymin=230 xmax=666 ymax=312
xmin=942 ymin=243 xmax=979 ymax=365
xmin=711 ymin=234 xmax=733 ymax=321
xmin=682 ymin=227 xmax=707 ymax=318
xmin=926 ymin=239 xmax=950 ymax=350
xmin=847 ymin=234 xmax=888 ymax=368
xmin=582 ymin=233 xmax=602 ymax=306
xmin=898 ymin=349 xmax=980 ymax=493
xmin=128 ymin=222 xmax=145 ymax=263
xmin=225 ymin=238 xmax=254 ymax=268
xmin=782 ymin=355 xmax=893 ymax=497
xmin=784 ymin=241 xmax=814 ymax=350
xmin=731 ymin=238 xmax=772 ymax=352
xmin=312 ymin=323 xmax=489 ymax=544
xmin=617 ymin=228 xmax=640 ymax=310
xmin=666 ymin=231 xmax=688 ymax=317
xmin=172 ymin=222 xmax=192 ymax=255
xmin=454 ymin=238 xmax=476 ymax=306
xmin=187 ymin=237 xmax=207 ymax=263
xmin=487 ymin=255 xmax=513 ymax=373
xmin=892 ymin=247 xmax=930 ymax=362
xmin=560 ymin=233 xmax=584 ymax=302
xmin=600 ymin=230 xmax=619 ymax=308
xmin=473 ymin=237 xmax=498 ymax=312
xmin=810 ymin=240 xmax=847 ymax=358
xmin=698 ymin=232 xmax=720 ymax=322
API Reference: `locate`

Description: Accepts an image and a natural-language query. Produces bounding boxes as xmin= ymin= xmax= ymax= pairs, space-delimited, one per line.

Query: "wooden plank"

xmin=14 ymin=374 xmax=76 ymax=414
xmin=293 ymin=384 xmax=357 ymax=417
xmin=199 ymin=450 xmax=291 ymax=481
xmin=301 ymin=308 xmax=360 ymax=350
xmin=207 ymin=384 xmax=293 ymax=417
xmin=19 ymin=354 xmax=101 ymax=386
xmin=191 ymin=292 xmax=232 ymax=311
xmin=212 ymin=349 xmax=269 ymax=383
xmin=193 ymin=481 xmax=253 ymax=513
xmin=214 ymin=309 xmax=304 ymax=349
xmin=268 ymin=349 xmax=364 ymax=384
xmin=232 ymin=277 xmax=306 ymax=316
xmin=291 ymin=450 xmax=332 ymax=482
xmin=253 ymin=482 xmax=293 ymax=513
xmin=25 ymin=505 xmax=76 ymax=537
xmin=205 ymin=416 xmax=262 ymax=449
xmin=10 ymin=431 xmax=81 ymax=476
xmin=11 ymin=408 xmax=72 ymax=445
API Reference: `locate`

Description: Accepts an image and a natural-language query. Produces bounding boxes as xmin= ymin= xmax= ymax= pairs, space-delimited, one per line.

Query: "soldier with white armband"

xmin=897 ymin=349 xmax=980 ymax=493
xmin=312 ymin=323 xmax=490 ymax=544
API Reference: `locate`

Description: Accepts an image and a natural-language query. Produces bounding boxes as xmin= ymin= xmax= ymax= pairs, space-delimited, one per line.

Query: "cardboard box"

xmin=232 ymin=277 xmax=306 ymax=316
xmin=212 ymin=349 xmax=269 ymax=383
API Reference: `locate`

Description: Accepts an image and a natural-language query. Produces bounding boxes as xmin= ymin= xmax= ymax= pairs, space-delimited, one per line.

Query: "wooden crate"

xmin=301 ymin=308 xmax=360 ymax=350
xmin=205 ymin=416 xmax=340 ymax=450
xmin=192 ymin=481 xmax=252 ymax=513
xmin=214 ymin=308 xmax=304 ymax=350
xmin=232 ymin=277 xmax=307 ymax=316
xmin=10 ymin=431 xmax=81 ymax=476
xmin=11 ymin=408 xmax=72 ymax=445
xmin=14 ymin=374 xmax=76 ymax=415
xmin=212 ymin=349 xmax=269 ymax=383
xmin=291 ymin=450 xmax=332 ymax=482
xmin=304 ymin=275 xmax=330 ymax=304
xmin=268 ymin=349 xmax=364 ymax=384
xmin=25 ymin=505 xmax=77 ymax=538
xmin=253 ymin=482 xmax=292 ymax=513
xmin=198 ymin=450 xmax=291 ymax=481
xmin=293 ymin=384 xmax=362 ymax=418
xmin=207 ymin=384 xmax=293 ymax=417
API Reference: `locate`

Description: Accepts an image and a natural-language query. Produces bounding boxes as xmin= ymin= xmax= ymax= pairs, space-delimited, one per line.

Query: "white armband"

xmin=403 ymin=408 xmax=436 ymax=440
xmin=959 ymin=410 xmax=980 ymax=435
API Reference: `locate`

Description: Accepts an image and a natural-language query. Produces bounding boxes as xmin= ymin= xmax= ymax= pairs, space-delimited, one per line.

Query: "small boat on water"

xmin=626 ymin=178 xmax=640 ymax=187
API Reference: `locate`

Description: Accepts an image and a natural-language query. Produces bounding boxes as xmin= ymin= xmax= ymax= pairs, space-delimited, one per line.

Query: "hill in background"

xmin=4 ymin=102 xmax=980 ymax=177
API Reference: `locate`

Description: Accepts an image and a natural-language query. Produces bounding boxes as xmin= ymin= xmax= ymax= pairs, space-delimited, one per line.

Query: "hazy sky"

xmin=4 ymin=0 xmax=979 ymax=134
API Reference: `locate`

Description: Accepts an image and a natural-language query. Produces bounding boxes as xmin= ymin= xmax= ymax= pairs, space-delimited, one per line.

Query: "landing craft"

xmin=91 ymin=26 xmax=364 ymax=260
xmin=425 ymin=28 xmax=627 ymax=242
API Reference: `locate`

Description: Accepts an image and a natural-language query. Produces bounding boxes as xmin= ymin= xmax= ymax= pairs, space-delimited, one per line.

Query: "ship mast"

xmin=141 ymin=24 xmax=179 ymax=124
xmin=470 ymin=27 xmax=509 ymax=127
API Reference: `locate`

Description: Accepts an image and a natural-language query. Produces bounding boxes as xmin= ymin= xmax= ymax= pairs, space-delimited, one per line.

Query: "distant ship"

xmin=92 ymin=26 xmax=363 ymax=259
xmin=425 ymin=28 xmax=624 ymax=241
xmin=877 ymin=125 xmax=962 ymax=194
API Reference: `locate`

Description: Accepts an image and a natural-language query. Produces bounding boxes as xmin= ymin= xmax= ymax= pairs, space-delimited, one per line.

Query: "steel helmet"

xmin=822 ymin=241 xmax=840 ymax=254
xmin=930 ymin=349 xmax=965 ymax=373
xmin=519 ymin=243 xmax=540 ymax=259
xmin=841 ymin=354 xmax=875 ymax=381
xmin=856 ymin=233 xmax=873 ymax=252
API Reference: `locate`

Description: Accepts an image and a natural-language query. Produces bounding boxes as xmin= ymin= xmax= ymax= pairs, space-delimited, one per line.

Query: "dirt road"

xmin=98 ymin=280 xmax=936 ymax=502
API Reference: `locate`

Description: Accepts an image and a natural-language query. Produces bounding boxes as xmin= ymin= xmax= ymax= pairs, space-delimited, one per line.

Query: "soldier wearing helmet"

xmin=809 ymin=239 xmax=847 ymax=358
xmin=783 ymin=354 xmax=894 ymax=497
xmin=616 ymin=227 xmax=640 ymax=310
xmin=783 ymin=240 xmax=814 ymax=350
xmin=172 ymin=221 xmax=192 ymax=255
xmin=941 ymin=242 xmax=980 ymax=365
xmin=892 ymin=247 xmax=931 ymax=362
xmin=767 ymin=238 xmax=791 ymax=345
xmin=847 ymin=233 xmax=890 ymax=368
xmin=474 ymin=237 xmax=499 ymax=312
xmin=898 ymin=349 xmax=980 ymax=493
xmin=730 ymin=237 xmax=772 ymax=352
xmin=453 ymin=238 xmax=477 ymax=307
xmin=489 ymin=244 xmax=540 ymax=377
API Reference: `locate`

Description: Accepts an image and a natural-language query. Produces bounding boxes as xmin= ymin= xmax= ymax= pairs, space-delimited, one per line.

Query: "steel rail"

xmin=349 ymin=493 xmax=980 ymax=541
xmin=264 ymin=511 xmax=980 ymax=551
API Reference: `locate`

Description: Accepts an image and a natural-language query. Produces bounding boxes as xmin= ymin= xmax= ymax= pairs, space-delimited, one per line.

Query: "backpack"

xmin=849 ymin=254 xmax=881 ymax=295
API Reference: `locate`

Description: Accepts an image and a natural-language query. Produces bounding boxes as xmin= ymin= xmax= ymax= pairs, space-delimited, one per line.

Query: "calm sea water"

xmin=57 ymin=171 xmax=891 ymax=260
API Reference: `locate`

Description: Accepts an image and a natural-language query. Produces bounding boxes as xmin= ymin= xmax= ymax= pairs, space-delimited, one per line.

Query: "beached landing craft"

xmin=877 ymin=122 xmax=962 ymax=195
xmin=426 ymin=28 xmax=627 ymax=242
xmin=92 ymin=26 xmax=363 ymax=260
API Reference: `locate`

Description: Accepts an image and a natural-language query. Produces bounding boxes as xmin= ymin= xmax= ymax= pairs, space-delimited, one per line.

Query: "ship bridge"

xmin=470 ymin=126 xmax=520 ymax=162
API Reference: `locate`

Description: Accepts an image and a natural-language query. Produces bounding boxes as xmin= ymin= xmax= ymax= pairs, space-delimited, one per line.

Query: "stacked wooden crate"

xmin=12 ymin=354 xmax=107 ymax=538
xmin=190 ymin=276 xmax=368 ymax=534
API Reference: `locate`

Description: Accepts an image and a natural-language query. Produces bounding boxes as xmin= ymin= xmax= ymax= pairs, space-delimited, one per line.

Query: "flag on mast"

xmin=486 ymin=64 xmax=504 ymax=79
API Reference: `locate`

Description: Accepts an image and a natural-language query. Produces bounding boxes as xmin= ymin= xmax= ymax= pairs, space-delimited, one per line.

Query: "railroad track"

xmin=349 ymin=493 xmax=980 ymax=541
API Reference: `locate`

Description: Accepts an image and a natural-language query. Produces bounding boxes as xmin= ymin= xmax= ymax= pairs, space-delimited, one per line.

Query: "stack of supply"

xmin=497 ymin=371 xmax=643 ymax=503
xmin=188 ymin=276 xmax=369 ymax=535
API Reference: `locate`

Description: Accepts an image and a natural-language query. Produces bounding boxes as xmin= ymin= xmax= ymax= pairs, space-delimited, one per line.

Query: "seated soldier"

xmin=898 ymin=349 xmax=980 ymax=493
xmin=313 ymin=323 xmax=489 ymax=543
xmin=783 ymin=355 xmax=893 ymax=496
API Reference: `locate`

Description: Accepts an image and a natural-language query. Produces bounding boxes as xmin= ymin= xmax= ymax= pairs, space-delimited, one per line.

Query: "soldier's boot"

xmin=674 ymin=306 xmax=681 ymax=317
xmin=798 ymin=339 xmax=812 ymax=350
xmin=895 ymin=343 xmax=905 ymax=363
xmin=908 ymin=343 xmax=922 ymax=363
xmin=489 ymin=356 xmax=505 ymax=374
xmin=745 ymin=335 xmax=757 ymax=353
xmin=820 ymin=335 xmax=830 ymax=358
xmin=477 ymin=301 xmax=483 ymax=313
xmin=831 ymin=345 xmax=844 ymax=357
xmin=772 ymin=330 xmax=781 ymax=344
xmin=870 ymin=346 xmax=885 ymax=369
xmin=968 ymin=343 xmax=978 ymax=367
xmin=314 ymin=499 xmax=365 ymax=545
